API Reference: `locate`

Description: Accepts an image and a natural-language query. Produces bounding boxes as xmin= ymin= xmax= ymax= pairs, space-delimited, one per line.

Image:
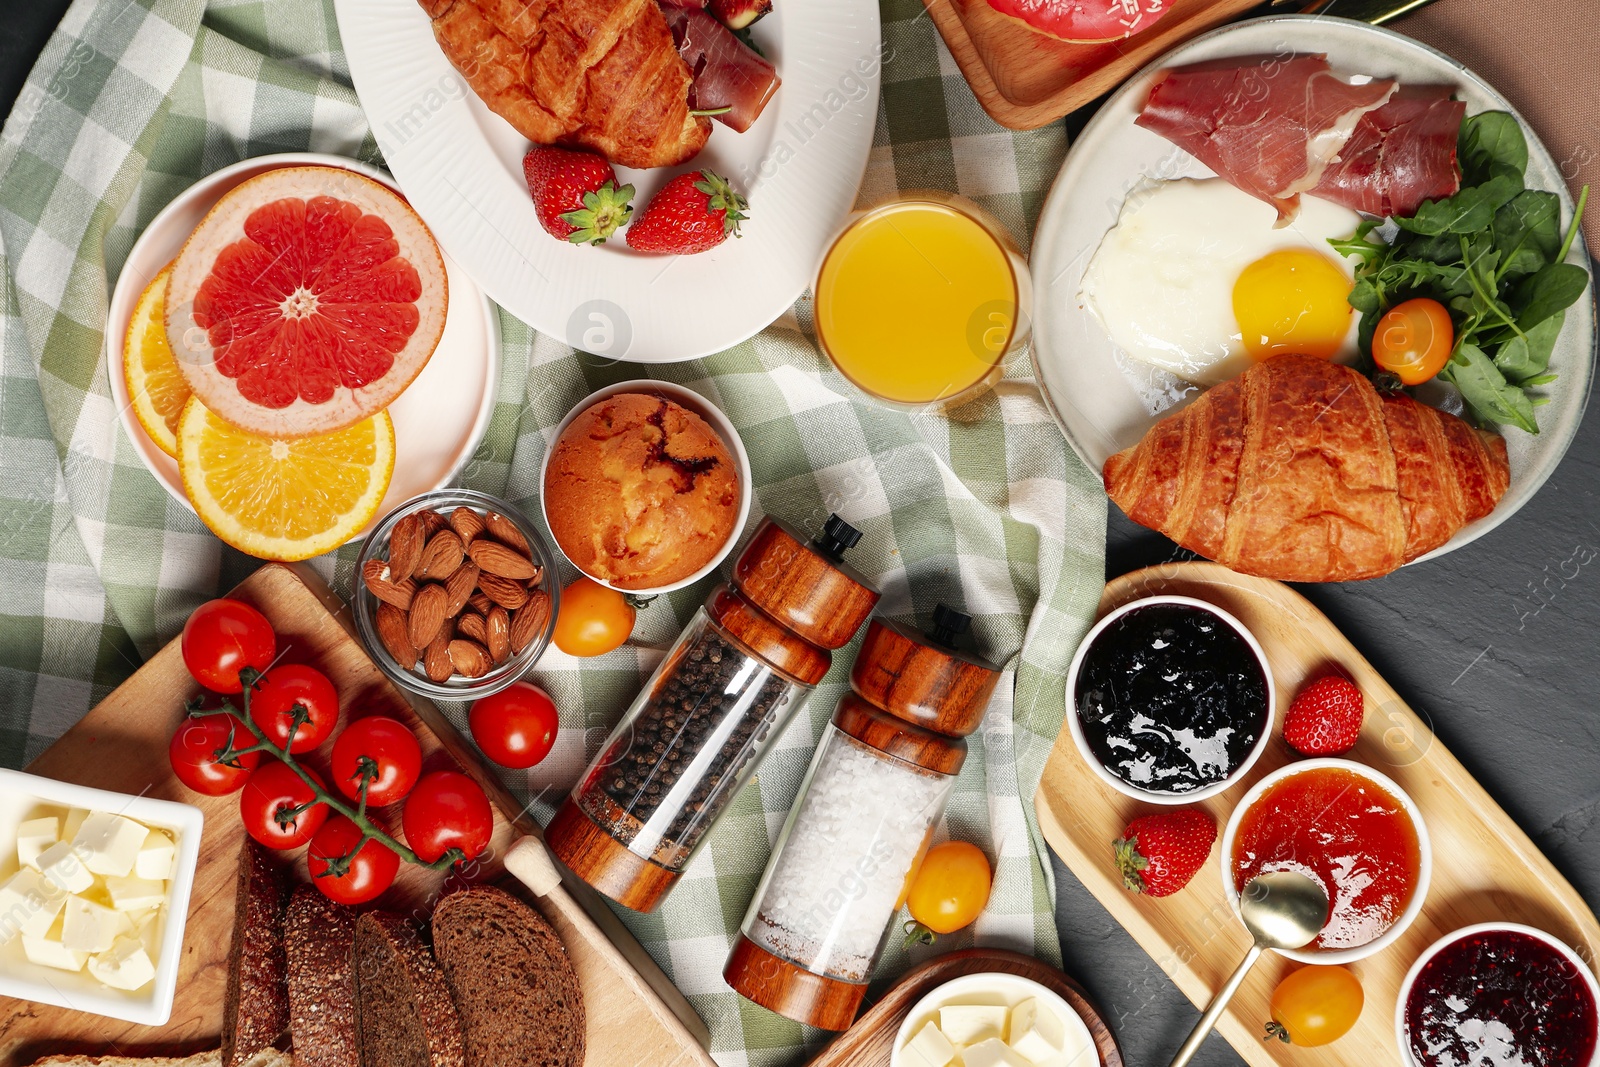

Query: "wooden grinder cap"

xmin=731 ymin=516 xmax=880 ymax=651
xmin=834 ymin=693 xmax=967 ymax=776
xmin=850 ymin=605 xmax=1002 ymax=736
xmin=703 ymin=584 xmax=832 ymax=687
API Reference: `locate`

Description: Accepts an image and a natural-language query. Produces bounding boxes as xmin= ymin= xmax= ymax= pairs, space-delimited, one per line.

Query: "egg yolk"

xmin=1232 ymin=249 xmax=1354 ymax=360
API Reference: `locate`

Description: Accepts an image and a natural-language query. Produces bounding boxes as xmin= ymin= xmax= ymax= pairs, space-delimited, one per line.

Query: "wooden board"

xmin=0 ymin=563 xmax=713 ymax=1067
xmin=920 ymin=0 xmax=1258 ymax=130
xmin=808 ymin=949 xmax=1122 ymax=1067
xmin=1034 ymin=563 xmax=1600 ymax=1065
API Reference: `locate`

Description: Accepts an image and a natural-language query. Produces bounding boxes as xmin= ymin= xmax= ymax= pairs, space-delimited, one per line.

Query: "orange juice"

xmin=815 ymin=199 xmax=1021 ymax=406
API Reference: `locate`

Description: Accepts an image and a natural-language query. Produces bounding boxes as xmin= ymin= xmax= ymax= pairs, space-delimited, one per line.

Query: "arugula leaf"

xmin=1394 ymin=173 xmax=1522 ymax=236
xmin=1514 ymin=262 xmax=1590 ymax=329
xmin=1459 ymin=111 xmax=1528 ymax=186
xmin=1493 ymin=311 xmax=1564 ymax=380
xmin=1440 ymin=344 xmax=1540 ymax=433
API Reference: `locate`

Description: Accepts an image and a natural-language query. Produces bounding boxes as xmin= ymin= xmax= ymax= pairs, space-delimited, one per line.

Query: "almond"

xmin=450 ymin=506 xmax=485 ymax=543
xmin=424 ymin=628 xmax=454 ymax=683
xmin=389 ymin=514 xmax=425 ymax=578
xmin=418 ymin=507 xmax=449 ymax=538
xmin=510 ymin=590 xmax=552 ymax=653
xmin=487 ymin=606 xmax=512 ymax=664
xmin=479 ymin=571 xmax=530 ymax=610
xmin=457 ymin=611 xmax=489 ymax=644
xmin=376 ymin=602 xmax=418 ymax=667
xmin=485 ymin=511 xmax=530 ymax=554
xmin=448 ymin=639 xmax=492 ymax=678
xmin=363 ymin=558 xmax=417 ymax=611
xmin=443 ymin=562 xmax=480 ymax=617
xmin=468 ymin=539 xmax=539 ymax=580
xmin=468 ymin=591 xmax=493 ymax=616
xmin=408 ymin=583 xmax=449 ymax=648
xmin=416 ymin=530 xmax=465 ymax=581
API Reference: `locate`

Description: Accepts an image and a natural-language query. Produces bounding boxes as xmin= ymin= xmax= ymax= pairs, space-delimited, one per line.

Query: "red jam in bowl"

xmin=1231 ymin=765 xmax=1420 ymax=950
xmin=1405 ymin=929 xmax=1598 ymax=1067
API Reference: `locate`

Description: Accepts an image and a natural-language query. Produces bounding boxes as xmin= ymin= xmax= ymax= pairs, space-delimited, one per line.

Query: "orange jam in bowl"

xmin=1226 ymin=760 xmax=1428 ymax=962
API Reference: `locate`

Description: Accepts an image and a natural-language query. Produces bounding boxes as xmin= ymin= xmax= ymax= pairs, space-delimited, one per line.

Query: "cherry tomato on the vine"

xmin=904 ymin=840 xmax=993 ymax=943
xmin=402 ymin=770 xmax=493 ymax=864
xmin=182 ymin=599 xmax=275 ymax=693
xmin=240 ymin=761 xmax=329 ymax=850
xmin=169 ymin=715 xmax=261 ymax=796
xmin=331 ymin=717 xmax=422 ymax=807
xmin=469 ymin=683 xmax=559 ymax=769
xmin=552 ymin=577 xmax=634 ymax=657
xmin=1265 ymin=965 xmax=1364 ymax=1046
xmin=249 ymin=663 xmax=339 ymax=754
xmin=1373 ymin=298 xmax=1454 ymax=386
xmin=308 ymin=816 xmax=400 ymax=905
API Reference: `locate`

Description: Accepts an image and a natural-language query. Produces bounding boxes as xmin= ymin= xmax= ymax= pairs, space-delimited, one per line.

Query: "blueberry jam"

xmin=1406 ymin=929 xmax=1598 ymax=1067
xmin=1074 ymin=604 xmax=1268 ymax=794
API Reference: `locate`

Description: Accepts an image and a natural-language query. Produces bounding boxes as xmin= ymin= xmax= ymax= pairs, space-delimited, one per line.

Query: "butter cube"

xmin=62 ymin=895 xmax=131 ymax=953
xmin=62 ymin=808 xmax=87 ymax=842
xmin=1007 ymin=997 xmax=1067 ymax=1065
xmin=16 ymin=816 xmax=59 ymax=869
xmin=105 ymin=875 xmax=167 ymax=913
xmin=22 ymin=916 xmax=87 ymax=973
xmin=129 ymin=907 xmax=162 ymax=951
xmin=901 ymin=1021 xmax=957 ymax=1067
xmin=73 ymin=812 xmax=149 ymax=877
xmin=0 ymin=869 xmax=67 ymax=942
xmin=940 ymin=1003 xmax=1009 ymax=1046
xmin=88 ymin=936 xmax=157 ymax=991
xmin=134 ymin=830 xmax=175 ymax=881
xmin=960 ymin=1038 xmax=1031 ymax=1067
xmin=36 ymin=840 xmax=94 ymax=894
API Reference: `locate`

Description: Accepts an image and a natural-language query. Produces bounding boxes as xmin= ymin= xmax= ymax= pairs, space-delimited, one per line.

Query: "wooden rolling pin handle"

xmin=505 ymin=835 xmax=565 ymax=896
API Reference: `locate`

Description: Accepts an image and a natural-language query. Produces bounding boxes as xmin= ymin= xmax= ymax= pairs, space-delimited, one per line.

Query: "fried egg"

xmin=1078 ymin=178 xmax=1364 ymax=386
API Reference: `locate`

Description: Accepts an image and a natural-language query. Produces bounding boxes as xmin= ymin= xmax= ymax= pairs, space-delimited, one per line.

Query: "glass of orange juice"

xmin=813 ymin=192 xmax=1031 ymax=409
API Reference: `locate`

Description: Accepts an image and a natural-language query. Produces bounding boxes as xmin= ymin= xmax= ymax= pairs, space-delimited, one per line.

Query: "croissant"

xmin=421 ymin=0 xmax=710 ymax=170
xmin=1104 ymin=354 xmax=1510 ymax=582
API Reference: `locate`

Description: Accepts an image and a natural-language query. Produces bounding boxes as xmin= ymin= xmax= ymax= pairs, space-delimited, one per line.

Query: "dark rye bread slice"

xmin=352 ymin=911 xmax=465 ymax=1067
xmin=284 ymin=886 xmax=358 ymax=1067
xmin=431 ymin=886 xmax=585 ymax=1067
xmin=222 ymin=840 xmax=289 ymax=1067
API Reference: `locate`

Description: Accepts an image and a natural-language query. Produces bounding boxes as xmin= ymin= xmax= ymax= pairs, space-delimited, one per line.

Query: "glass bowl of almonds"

xmin=354 ymin=489 xmax=560 ymax=700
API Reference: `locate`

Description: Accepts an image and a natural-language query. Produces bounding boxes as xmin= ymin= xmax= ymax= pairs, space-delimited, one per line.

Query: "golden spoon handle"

xmin=1167 ymin=942 xmax=1265 ymax=1067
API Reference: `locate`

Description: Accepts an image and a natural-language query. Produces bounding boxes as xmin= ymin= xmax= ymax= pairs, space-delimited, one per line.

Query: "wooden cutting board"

xmin=920 ymin=0 xmax=1259 ymax=129
xmin=808 ymin=949 xmax=1122 ymax=1067
xmin=1035 ymin=562 xmax=1600 ymax=1065
xmin=0 ymin=563 xmax=712 ymax=1067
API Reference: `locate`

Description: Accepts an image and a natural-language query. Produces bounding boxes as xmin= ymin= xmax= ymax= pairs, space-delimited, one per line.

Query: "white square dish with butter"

xmin=0 ymin=768 xmax=203 ymax=1025
xmin=891 ymin=972 xmax=1097 ymax=1067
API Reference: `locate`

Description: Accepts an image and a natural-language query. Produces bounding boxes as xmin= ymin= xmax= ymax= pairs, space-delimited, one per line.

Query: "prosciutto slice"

xmin=663 ymin=6 xmax=780 ymax=134
xmin=1310 ymin=85 xmax=1465 ymax=217
xmin=1135 ymin=55 xmax=1397 ymax=221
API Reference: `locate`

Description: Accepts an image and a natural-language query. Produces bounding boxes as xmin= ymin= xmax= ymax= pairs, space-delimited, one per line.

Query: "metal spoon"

xmin=1167 ymin=872 xmax=1330 ymax=1067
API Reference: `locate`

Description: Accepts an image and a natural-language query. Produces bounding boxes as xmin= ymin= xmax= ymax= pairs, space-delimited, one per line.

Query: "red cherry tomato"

xmin=469 ymin=683 xmax=560 ymax=769
xmin=182 ymin=599 xmax=275 ymax=693
xmin=402 ymin=770 xmax=493 ymax=864
xmin=249 ymin=663 xmax=339 ymax=754
xmin=240 ymin=761 xmax=329 ymax=850
xmin=331 ymin=717 xmax=423 ymax=807
xmin=168 ymin=715 xmax=261 ymax=796
xmin=1373 ymin=298 xmax=1455 ymax=385
xmin=308 ymin=816 xmax=400 ymax=905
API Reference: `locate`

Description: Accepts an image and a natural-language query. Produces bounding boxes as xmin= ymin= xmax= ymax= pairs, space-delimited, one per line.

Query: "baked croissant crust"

xmin=1104 ymin=354 xmax=1510 ymax=582
xmin=420 ymin=0 xmax=711 ymax=170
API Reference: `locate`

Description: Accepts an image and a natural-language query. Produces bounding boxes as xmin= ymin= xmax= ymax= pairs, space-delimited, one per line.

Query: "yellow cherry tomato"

xmin=1264 ymin=965 xmax=1364 ymax=1047
xmin=1373 ymin=298 xmax=1454 ymax=385
xmin=904 ymin=841 xmax=992 ymax=944
xmin=553 ymin=577 xmax=635 ymax=657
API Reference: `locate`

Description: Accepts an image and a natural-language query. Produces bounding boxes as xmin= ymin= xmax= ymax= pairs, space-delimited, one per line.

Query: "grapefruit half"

xmin=165 ymin=166 xmax=447 ymax=439
xmin=986 ymin=0 xmax=1170 ymax=43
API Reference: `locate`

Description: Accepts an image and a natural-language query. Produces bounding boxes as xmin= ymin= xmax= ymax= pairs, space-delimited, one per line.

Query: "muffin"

xmin=544 ymin=392 xmax=740 ymax=590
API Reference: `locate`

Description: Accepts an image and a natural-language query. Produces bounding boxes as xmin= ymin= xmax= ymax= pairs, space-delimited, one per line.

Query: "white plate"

xmin=889 ymin=972 xmax=1098 ymax=1067
xmin=1031 ymin=15 xmax=1596 ymax=563
xmin=333 ymin=0 xmax=880 ymax=363
xmin=106 ymin=152 xmax=500 ymax=543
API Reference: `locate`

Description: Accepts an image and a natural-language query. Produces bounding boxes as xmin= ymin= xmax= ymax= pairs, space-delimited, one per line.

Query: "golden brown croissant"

xmin=1104 ymin=354 xmax=1510 ymax=582
xmin=421 ymin=0 xmax=710 ymax=170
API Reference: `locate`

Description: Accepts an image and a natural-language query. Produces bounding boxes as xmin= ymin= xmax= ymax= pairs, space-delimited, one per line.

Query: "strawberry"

xmin=1114 ymin=810 xmax=1216 ymax=898
xmin=625 ymin=169 xmax=749 ymax=255
xmin=523 ymin=146 xmax=634 ymax=246
xmin=1283 ymin=676 xmax=1365 ymax=756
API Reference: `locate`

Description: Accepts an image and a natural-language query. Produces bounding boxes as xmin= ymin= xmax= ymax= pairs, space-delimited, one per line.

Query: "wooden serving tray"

xmin=0 ymin=563 xmax=712 ymax=1067
xmin=1035 ymin=563 xmax=1600 ymax=1065
xmin=921 ymin=0 xmax=1258 ymax=129
xmin=808 ymin=949 xmax=1122 ymax=1067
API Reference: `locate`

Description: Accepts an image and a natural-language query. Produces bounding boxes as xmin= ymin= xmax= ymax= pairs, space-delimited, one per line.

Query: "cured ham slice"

xmin=986 ymin=0 xmax=1170 ymax=43
xmin=1136 ymin=55 xmax=1396 ymax=221
xmin=1310 ymin=85 xmax=1465 ymax=217
xmin=663 ymin=6 xmax=780 ymax=134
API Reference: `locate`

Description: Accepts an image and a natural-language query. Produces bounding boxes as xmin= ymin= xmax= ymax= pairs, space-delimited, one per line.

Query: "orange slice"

xmin=123 ymin=266 xmax=190 ymax=456
xmin=177 ymin=397 xmax=395 ymax=561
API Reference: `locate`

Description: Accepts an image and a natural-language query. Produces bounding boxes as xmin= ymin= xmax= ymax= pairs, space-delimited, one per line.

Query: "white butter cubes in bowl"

xmin=891 ymin=972 xmax=1096 ymax=1067
xmin=0 ymin=769 xmax=202 ymax=1025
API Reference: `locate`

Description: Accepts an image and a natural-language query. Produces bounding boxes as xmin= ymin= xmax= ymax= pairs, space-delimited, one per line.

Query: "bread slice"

xmin=222 ymin=840 xmax=289 ymax=1067
xmin=284 ymin=886 xmax=358 ymax=1067
xmin=352 ymin=911 xmax=464 ymax=1067
xmin=431 ymin=886 xmax=584 ymax=1067
xmin=28 ymin=1050 xmax=291 ymax=1067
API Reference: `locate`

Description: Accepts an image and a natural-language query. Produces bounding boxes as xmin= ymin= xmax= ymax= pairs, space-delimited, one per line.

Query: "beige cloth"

xmin=1398 ymin=0 xmax=1600 ymax=251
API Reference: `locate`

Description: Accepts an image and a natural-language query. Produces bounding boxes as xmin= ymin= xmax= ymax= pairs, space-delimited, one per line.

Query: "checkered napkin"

xmin=0 ymin=1 xmax=1106 ymax=1062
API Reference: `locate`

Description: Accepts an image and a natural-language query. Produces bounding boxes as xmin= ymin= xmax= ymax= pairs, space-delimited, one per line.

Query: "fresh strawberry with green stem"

xmin=1283 ymin=676 xmax=1365 ymax=756
xmin=1114 ymin=810 xmax=1216 ymax=898
xmin=625 ymin=169 xmax=748 ymax=255
xmin=523 ymin=146 xmax=634 ymax=246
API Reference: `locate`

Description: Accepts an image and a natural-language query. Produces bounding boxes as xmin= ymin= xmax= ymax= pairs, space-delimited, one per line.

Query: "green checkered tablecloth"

xmin=0 ymin=1 xmax=1106 ymax=1063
